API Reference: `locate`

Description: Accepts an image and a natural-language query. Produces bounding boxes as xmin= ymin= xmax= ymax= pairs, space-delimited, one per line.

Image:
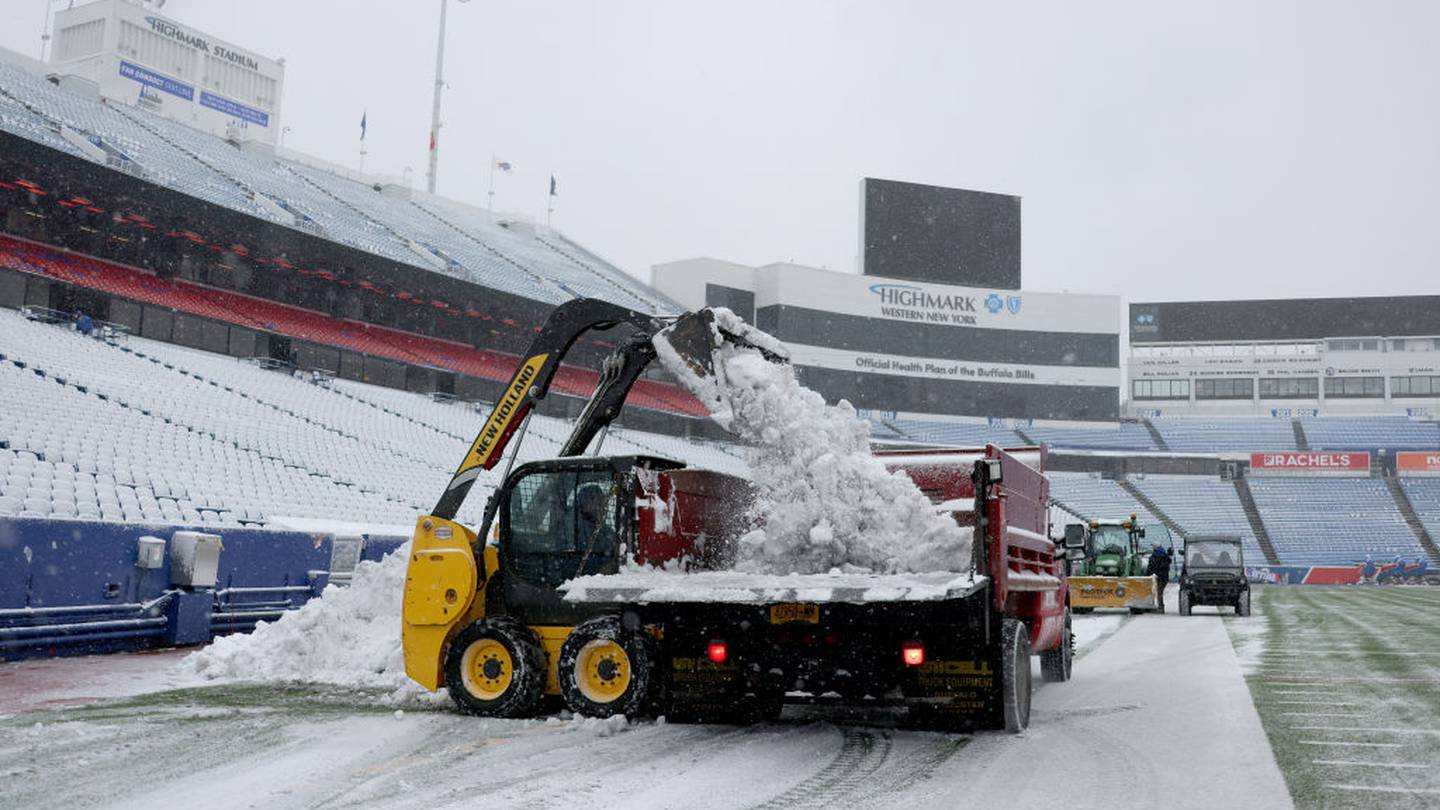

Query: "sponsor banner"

xmin=1270 ymin=408 xmax=1318 ymax=418
xmin=785 ymin=343 xmax=1120 ymax=388
xmin=1249 ymin=451 xmax=1370 ymax=475
xmin=1249 ymin=564 xmax=1425 ymax=585
xmin=1397 ymin=451 xmax=1440 ymax=476
xmin=199 ymin=91 xmax=270 ymax=127
xmin=118 ymin=61 xmax=193 ymax=101
xmin=760 ymin=265 xmax=1119 ymax=335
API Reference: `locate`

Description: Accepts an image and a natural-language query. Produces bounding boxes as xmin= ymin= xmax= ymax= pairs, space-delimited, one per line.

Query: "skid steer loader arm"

xmin=431 ymin=301 xmax=787 ymax=522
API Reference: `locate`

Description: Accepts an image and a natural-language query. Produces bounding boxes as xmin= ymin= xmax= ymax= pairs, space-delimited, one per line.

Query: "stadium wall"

xmin=654 ymin=258 xmax=1121 ymax=421
xmin=0 ymin=516 xmax=406 ymax=661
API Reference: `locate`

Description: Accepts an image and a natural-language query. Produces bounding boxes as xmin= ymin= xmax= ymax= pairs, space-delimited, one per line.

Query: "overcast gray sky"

xmin=4 ymin=0 xmax=1437 ymax=302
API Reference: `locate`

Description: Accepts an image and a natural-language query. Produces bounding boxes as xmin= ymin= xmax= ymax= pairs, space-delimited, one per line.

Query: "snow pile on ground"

xmin=655 ymin=309 xmax=971 ymax=575
xmin=179 ymin=546 xmax=431 ymax=701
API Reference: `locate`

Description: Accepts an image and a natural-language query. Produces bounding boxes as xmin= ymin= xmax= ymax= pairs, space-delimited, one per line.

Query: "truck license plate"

xmin=769 ymin=604 xmax=820 ymax=624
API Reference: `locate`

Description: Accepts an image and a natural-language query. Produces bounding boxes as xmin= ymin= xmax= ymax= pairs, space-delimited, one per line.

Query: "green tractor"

xmin=1066 ymin=516 xmax=1160 ymax=614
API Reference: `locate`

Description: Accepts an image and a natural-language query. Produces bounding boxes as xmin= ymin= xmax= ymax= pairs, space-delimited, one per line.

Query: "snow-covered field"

xmin=0 ymin=598 xmax=1309 ymax=810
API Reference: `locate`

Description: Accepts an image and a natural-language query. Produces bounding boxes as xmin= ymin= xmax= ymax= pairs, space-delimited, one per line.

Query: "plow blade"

xmin=653 ymin=308 xmax=789 ymax=428
xmin=1069 ymin=575 xmax=1159 ymax=611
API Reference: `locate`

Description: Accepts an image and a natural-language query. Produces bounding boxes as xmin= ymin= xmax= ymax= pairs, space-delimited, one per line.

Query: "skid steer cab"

xmin=400 ymin=297 xmax=778 ymax=719
xmin=403 ymin=455 xmax=750 ymax=718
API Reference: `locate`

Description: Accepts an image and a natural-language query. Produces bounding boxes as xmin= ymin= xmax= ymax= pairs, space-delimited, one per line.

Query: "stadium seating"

xmin=874 ymin=417 xmax=1026 ymax=448
xmin=1399 ymin=478 xmax=1440 ymax=550
xmin=1301 ymin=416 xmax=1440 ymax=451
xmin=1021 ymin=422 xmax=1157 ymax=451
xmin=1130 ymin=475 xmax=1266 ymax=565
xmin=1149 ymin=418 xmax=1298 ymax=453
xmin=0 ymin=54 xmax=674 ymax=318
xmin=1247 ymin=477 xmax=1424 ymax=565
xmin=0 ymin=236 xmax=709 ymax=417
xmin=0 ymin=309 xmax=745 ymax=530
xmin=1047 ymin=473 xmax=1158 ymax=524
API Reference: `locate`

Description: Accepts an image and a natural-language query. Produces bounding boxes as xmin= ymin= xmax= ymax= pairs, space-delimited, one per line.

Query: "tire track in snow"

xmin=749 ymin=728 xmax=896 ymax=809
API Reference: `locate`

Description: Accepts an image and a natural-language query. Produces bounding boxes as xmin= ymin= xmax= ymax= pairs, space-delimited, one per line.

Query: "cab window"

xmin=505 ymin=469 xmax=621 ymax=588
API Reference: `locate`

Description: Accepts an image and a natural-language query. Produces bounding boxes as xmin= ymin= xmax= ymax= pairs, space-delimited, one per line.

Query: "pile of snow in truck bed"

xmin=179 ymin=545 xmax=427 ymax=699
xmin=655 ymin=308 xmax=972 ymax=575
xmin=561 ymin=569 xmax=986 ymax=604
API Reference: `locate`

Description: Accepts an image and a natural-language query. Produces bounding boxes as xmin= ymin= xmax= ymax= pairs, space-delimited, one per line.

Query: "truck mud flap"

xmin=656 ymin=617 xmax=781 ymax=724
xmin=903 ymin=642 xmax=1005 ymax=731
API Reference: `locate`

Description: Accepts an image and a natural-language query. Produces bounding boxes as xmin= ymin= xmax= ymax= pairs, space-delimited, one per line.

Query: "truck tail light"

xmin=902 ymin=641 xmax=925 ymax=667
xmin=707 ymin=639 xmax=728 ymax=664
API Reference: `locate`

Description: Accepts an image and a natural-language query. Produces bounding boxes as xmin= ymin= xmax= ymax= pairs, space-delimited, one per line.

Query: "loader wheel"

xmin=1236 ymin=589 xmax=1251 ymax=617
xmin=445 ymin=618 xmax=545 ymax=718
xmin=1001 ymin=618 xmax=1032 ymax=733
xmin=1040 ymin=611 xmax=1073 ymax=683
xmin=1178 ymin=589 xmax=1191 ymax=616
xmin=559 ymin=615 xmax=655 ymax=718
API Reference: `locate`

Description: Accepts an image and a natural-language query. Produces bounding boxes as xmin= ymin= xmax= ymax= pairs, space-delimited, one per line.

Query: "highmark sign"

xmin=144 ymin=16 xmax=262 ymax=72
xmin=768 ymin=266 xmax=1119 ymax=335
xmin=867 ymin=283 xmax=1021 ymax=327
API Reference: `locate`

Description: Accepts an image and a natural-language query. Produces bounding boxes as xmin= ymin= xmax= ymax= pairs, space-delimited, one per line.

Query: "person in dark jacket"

xmin=1146 ymin=544 xmax=1173 ymax=612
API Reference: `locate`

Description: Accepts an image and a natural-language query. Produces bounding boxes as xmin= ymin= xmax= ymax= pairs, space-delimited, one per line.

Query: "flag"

xmin=429 ymin=130 xmax=436 ymax=151
xmin=359 ymin=111 xmax=367 ymax=141
xmin=549 ymin=175 xmax=557 ymax=196
xmin=493 ymin=158 xmax=512 ymax=172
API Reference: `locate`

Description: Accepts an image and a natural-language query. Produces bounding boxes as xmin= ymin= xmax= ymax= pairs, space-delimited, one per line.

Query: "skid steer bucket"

xmin=652 ymin=308 xmax=789 ymax=428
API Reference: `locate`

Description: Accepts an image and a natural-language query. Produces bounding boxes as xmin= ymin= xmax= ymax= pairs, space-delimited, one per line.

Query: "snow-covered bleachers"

xmin=1301 ymin=416 xmax=1440 ymax=451
xmin=0 ymin=309 xmax=745 ymax=530
xmin=1247 ymin=477 xmax=1424 ymax=565
xmin=1150 ymin=418 xmax=1298 ymax=453
xmin=0 ymin=54 xmax=673 ymax=318
xmin=0 ymin=61 xmax=265 ymax=217
xmin=876 ymin=418 xmax=1025 ymax=448
xmin=1399 ymin=478 xmax=1440 ymax=552
xmin=420 ymin=196 xmax=669 ymax=312
xmin=1047 ymin=473 xmax=1159 ymax=525
xmin=1131 ymin=475 xmax=1265 ymax=564
xmin=1021 ymin=422 xmax=1156 ymax=451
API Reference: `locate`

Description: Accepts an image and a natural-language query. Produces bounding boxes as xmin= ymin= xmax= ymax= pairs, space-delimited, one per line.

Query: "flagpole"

xmin=546 ymin=169 xmax=554 ymax=226
xmin=488 ymin=158 xmax=495 ymax=211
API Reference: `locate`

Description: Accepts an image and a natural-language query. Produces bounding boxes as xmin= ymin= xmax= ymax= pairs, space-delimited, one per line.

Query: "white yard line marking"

xmin=1280 ymin=712 xmax=1367 ymax=718
xmin=1299 ymin=741 xmax=1404 ymax=748
xmin=1291 ymin=726 xmax=1440 ymax=735
xmin=1272 ymin=686 xmax=1347 ymax=694
xmin=1311 ymin=760 xmax=1429 ymax=769
xmin=1325 ymin=784 xmax=1440 ymax=796
xmin=1273 ymin=701 xmax=1359 ymax=706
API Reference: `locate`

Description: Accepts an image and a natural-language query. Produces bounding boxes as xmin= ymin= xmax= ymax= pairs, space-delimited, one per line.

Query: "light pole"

xmin=426 ymin=0 xmax=470 ymax=195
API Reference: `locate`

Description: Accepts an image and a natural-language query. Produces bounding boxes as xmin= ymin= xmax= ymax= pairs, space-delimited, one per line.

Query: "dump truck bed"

xmin=560 ymin=570 xmax=989 ymax=605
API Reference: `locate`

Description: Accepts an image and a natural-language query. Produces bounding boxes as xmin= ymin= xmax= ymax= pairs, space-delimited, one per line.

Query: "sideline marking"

xmin=1299 ymin=741 xmax=1403 ymax=748
xmin=1273 ymin=701 xmax=1359 ymax=706
xmin=1280 ymin=712 xmax=1366 ymax=718
xmin=1310 ymin=760 xmax=1428 ymax=770
xmin=1325 ymin=784 xmax=1440 ymax=796
xmin=1291 ymin=726 xmax=1440 ymax=735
